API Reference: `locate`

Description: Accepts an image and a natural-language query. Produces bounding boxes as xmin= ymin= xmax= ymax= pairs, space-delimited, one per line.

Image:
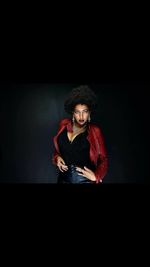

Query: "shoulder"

xmin=89 ymin=124 xmax=106 ymax=144
xmin=89 ymin=123 xmax=104 ymax=137
xmin=90 ymin=123 xmax=101 ymax=132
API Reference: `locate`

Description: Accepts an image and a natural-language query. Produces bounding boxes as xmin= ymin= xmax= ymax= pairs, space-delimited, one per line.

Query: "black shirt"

xmin=57 ymin=128 xmax=95 ymax=170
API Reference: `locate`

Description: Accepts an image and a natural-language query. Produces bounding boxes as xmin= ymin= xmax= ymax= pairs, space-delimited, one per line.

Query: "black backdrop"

xmin=0 ymin=82 xmax=149 ymax=183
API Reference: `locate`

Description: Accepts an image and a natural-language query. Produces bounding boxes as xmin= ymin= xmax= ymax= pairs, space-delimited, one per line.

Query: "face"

xmin=73 ymin=104 xmax=90 ymax=127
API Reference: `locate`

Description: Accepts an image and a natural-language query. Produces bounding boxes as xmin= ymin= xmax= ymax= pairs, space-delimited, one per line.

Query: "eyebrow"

xmin=74 ymin=108 xmax=89 ymax=112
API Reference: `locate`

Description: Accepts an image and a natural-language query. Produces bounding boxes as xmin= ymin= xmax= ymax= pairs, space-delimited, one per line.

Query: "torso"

xmin=57 ymin=128 xmax=95 ymax=170
xmin=67 ymin=131 xmax=85 ymax=143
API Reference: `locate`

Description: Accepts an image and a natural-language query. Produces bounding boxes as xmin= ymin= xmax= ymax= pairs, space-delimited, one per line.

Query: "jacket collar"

xmin=66 ymin=119 xmax=73 ymax=132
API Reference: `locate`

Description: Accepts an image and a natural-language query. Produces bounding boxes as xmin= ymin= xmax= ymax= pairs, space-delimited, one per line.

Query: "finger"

xmin=77 ymin=172 xmax=86 ymax=177
xmin=76 ymin=167 xmax=83 ymax=172
xmin=62 ymin=166 xmax=68 ymax=171
xmin=57 ymin=161 xmax=67 ymax=169
xmin=77 ymin=173 xmax=91 ymax=181
xmin=84 ymin=166 xmax=91 ymax=172
xmin=58 ymin=165 xmax=64 ymax=172
xmin=60 ymin=159 xmax=66 ymax=165
xmin=61 ymin=163 xmax=68 ymax=168
xmin=60 ymin=164 xmax=68 ymax=171
xmin=62 ymin=165 xmax=68 ymax=169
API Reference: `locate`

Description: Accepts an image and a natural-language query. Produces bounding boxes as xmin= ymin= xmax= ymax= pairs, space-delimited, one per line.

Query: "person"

xmin=52 ymin=85 xmax=108 ymax=184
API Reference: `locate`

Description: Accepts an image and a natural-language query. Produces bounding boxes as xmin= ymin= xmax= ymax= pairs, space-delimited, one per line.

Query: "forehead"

xmin=74 ymin=104 xmax=89 ymax=111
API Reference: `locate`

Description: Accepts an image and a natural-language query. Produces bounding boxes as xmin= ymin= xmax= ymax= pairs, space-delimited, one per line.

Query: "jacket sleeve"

xmin=52 ymin=119 xmax=67 ymax=166
xmin=52 ymin=149 xmax=60 ymax=166
xmin=94 ymin=127 xmax=108 ymax=183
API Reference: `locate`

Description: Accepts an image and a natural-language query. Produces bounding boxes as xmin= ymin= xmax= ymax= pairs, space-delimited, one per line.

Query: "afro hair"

xmin=64 ymin=85 xmax=97 ymax=114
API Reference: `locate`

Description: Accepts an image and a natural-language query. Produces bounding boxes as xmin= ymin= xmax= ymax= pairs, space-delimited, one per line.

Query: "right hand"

xmin=57 ymin=156 xmax=68 ymax=172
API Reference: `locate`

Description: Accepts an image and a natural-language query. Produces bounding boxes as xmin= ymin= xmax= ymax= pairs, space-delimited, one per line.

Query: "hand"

xmin=76 ymin=166 xmax=96 ymax=182
xmin=57 ymin=156 xmax=68 ymax=172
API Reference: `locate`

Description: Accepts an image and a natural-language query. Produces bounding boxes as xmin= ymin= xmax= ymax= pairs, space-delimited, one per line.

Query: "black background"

xmin=0 ymin=15 xmax=150 ymax=233
xmin=0 ymin=81 xmax=149 ymax=183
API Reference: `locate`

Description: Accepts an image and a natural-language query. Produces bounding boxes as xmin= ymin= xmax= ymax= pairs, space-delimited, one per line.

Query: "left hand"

xmin=76 ymin=166 xmax=96 ymax=182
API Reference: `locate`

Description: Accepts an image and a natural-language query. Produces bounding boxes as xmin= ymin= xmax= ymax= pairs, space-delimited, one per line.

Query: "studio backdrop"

xmin=0 ymin=83 xmax=149 ymax=183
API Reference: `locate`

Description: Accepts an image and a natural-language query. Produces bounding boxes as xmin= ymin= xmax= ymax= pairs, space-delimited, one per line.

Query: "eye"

xmin=74 ymin=110 xmax=80 ymax=114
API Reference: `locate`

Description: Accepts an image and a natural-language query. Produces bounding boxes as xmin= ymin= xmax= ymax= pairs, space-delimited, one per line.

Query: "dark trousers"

xmin=57 ymin=165 xmax=94 ymax=184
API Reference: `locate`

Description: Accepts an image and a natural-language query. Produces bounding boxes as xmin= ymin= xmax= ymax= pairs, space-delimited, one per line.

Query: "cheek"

xmin=74 ymin=114 xmax=79 ymax=120
xmin=84 ymin=113 xmax=89 ymax=119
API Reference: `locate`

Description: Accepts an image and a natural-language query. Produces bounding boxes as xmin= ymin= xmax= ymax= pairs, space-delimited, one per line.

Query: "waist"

xmin=58 ymin=164 xmax=94 ymax=184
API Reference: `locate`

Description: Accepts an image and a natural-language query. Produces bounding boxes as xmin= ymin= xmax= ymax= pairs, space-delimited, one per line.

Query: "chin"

xmin=78 ymin=121 xmax=86 ymax=126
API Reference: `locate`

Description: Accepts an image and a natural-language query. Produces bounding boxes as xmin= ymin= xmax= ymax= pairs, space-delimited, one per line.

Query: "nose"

xmin=79 ymin=112 xmax=83 ymax=120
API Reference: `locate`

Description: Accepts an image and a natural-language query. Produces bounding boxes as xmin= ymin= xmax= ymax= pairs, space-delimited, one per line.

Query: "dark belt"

xmin=57 ymin=164 xmax=94 ymax=184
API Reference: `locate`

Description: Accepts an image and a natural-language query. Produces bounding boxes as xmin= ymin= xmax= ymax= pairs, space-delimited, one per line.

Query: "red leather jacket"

xmin=52 ymin=118 xmax=108 ymax=183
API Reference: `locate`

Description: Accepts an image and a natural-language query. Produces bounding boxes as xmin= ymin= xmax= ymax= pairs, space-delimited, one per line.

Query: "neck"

xmin=74 ymin=121 xmax=83 ymax=128
xmin=72 ymin=121 xmax=87 ymax=134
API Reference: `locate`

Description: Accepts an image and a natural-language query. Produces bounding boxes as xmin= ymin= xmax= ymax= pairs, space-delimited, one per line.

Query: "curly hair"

xmin=64 ymin=85 xmax=97 ymax=114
